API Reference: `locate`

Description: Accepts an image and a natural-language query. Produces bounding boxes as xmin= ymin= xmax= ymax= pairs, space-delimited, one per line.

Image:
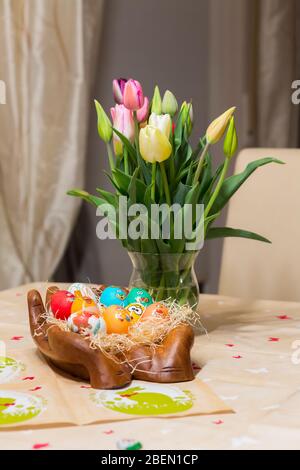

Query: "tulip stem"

xmin=124 ymin=147 xmax=129 ymax=174
xmin=133 ymin=111 xmax=143 ymax=177
xmin=204 ymin=156 xmax=230 ymax=217
xmin=192 ymin=142 xmax=209 ymax=186
xmin=151 ymin=163 xmax=156 ymax=201
xmin=160 ymin=162 xmax=171 ymax=205
xmin=106 ymin=142 xmax=115 ymax=171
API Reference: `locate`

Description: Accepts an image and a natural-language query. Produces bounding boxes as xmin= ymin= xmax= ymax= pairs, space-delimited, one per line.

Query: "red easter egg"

xmin=50 ymin=290 xmax=75 ymax=320
xmin=141 ymin=302 xmax=169 ymax=321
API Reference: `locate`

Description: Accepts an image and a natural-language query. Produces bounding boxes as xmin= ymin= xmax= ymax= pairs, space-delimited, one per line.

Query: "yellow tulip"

xmin=206 ymin=106 xmax=236 ymax=144
xmin=148 ymin=112 xmax=171 ymax=137
xmin=139 ymin=125 xmax=172 ymax=163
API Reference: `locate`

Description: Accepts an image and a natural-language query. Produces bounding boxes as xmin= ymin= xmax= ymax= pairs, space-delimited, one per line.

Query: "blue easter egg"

xmin=99 ymin=286 xmax=127 ymax=307
xmin=123 ymin=288 xmax=153 ymax=308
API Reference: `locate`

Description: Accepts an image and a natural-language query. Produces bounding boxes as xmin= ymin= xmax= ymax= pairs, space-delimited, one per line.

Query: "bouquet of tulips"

xmin=68 ymin=78 xmax=282 ymax=306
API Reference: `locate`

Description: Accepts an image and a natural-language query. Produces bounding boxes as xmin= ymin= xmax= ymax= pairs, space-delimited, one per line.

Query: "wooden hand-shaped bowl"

xmin=27 ymin=287 xmax=195 ymax=389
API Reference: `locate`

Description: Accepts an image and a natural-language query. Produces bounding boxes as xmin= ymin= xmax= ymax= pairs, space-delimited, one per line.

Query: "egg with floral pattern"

xmin=67 ymin=311 xmax=106 ymax=336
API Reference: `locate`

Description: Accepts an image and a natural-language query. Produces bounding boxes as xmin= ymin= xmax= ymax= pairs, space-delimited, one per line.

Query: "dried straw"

xmin=41 ymin=299 xmax=204 ymax=361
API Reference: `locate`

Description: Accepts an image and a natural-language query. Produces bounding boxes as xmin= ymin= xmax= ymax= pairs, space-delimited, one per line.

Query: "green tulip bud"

xmin=94 ymin=99 xmax=112 ymax=143
xmin=151 ymin=85 xmax=162 ymax=115
xmin=162 ymin=90 xmax=178 ymax=116
xmin=180 ymin=101 xmax=193 ymax=136
xmin=223 ymin=116 xmax=238 ymax=158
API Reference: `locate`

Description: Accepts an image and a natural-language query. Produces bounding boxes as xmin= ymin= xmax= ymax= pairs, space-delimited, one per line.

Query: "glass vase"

xmin=128 ymin=251 xmax=200 ymax=309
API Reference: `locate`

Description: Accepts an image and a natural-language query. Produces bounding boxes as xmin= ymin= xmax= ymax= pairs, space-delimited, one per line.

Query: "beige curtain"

xmin=255 ymin=0 xmax=299 ymax=147
xmin=0 ymin=0 xmax=104 ymax=289
xmin=207 ymin=0 xmax=300 ymax=292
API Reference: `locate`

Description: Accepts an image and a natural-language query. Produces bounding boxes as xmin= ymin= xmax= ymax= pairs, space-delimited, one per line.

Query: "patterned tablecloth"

xmin=0 ymin=282 xmax=300 ymax=450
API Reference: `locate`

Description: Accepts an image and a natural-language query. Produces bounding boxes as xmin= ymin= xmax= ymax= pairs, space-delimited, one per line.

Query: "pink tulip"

xmin=112 ymin=78 xmax=127 ymax=104
xmin=110 ymin=104 xmax=135 ymax=155
xmin=136 ymin=96 xmax=150 ymax=123
xmin=123 ymin=79 xmax=144 ymax=111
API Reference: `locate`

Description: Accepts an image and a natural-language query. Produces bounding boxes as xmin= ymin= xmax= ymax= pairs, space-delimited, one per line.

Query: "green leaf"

xmin=206 ymin=227 xmax=271 ymax=243
xmin=174 ymin=160 xmax=198 ymax=186
xmin=112 ymin=128 xmax=137 ymax=163
xmin=173 ymin=182 xmax=191 ymax=205
xmin=199 ymin=154 xmax=213 ymax=199
xmin=128 ymin=168 xmax=139 ymax=204
xmin=211 ymin=157 xmax=284 ymax=214
xmin=104 ymin=171 xmax=124 ymax=194
xmin=204 ymin=211 xmax=220 ymax=230
xmin=144 ymin=183 xmax=154 ymax=209
xmin=112 ymin=168 xmax=147 ymax=203
xmin=67 ymin=189 xmax=107 ymax=207
xmin=96 ymin=188 xmax=118 ymax=207
xmin=174 ymin=106 xmax=186 ymax=152
xmin=112 ymin=128 xmax=151 ymax=184
xmin=185 ymin=182 xmax=201 ymax=205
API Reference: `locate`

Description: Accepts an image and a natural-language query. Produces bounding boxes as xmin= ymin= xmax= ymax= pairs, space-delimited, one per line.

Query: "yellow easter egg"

xmin=125 ymin=303 xmax=145 ymax=323
xmin=103 ymin=305 xmax=132 ymax=334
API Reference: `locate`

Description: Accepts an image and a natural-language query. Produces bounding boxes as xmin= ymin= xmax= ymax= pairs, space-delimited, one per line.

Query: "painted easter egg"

xmin=67 ymin=311 xmax=106 ymax=336
xmin=123 ymin=288 xmax=153 ymax=308
xmin=68 ymin=283 xmax=98 ymax=304
xmin=100 ymin=286 xmax=127 ymax=307
xmin=103 ymin=305 xmax=132 ymax=334
xmin=141 ymin=302 xmax=170 ymax=321
xmin=71 ymin=293 xmax=99 ymax=316
xmin=125 ymin=303 xmax=145 ymax=323
xmin=50 ymin=290 xmax=75 ymax=320
xmin=96 ymin=284 xmax=107 ymax=294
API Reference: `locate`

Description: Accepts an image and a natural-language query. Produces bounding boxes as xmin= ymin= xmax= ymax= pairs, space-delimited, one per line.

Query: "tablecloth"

xmin=1 ymin=282 xmax=300 ymax=450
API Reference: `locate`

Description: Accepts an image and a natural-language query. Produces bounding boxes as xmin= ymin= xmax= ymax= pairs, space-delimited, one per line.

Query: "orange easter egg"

xmin=103 ymin=305 xmax=132 ymax=334
xmin=141 ymin=302 xmax=169 ymax=321
xmin=71 ymin=294 xmax=99 ymax=316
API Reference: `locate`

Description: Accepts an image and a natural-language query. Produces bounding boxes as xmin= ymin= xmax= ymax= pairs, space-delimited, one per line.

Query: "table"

xmin=1 ymin=282 xmax=300 ymax=450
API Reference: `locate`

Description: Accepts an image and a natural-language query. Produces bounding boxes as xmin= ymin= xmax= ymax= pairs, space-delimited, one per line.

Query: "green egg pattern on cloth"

xmin=0 ymin=356 xmax=25 ymax=383
xmin=0 ymin=391 xmax=46 ymax=425
xmin=90 ymin=383 xmax=194 ymax=416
